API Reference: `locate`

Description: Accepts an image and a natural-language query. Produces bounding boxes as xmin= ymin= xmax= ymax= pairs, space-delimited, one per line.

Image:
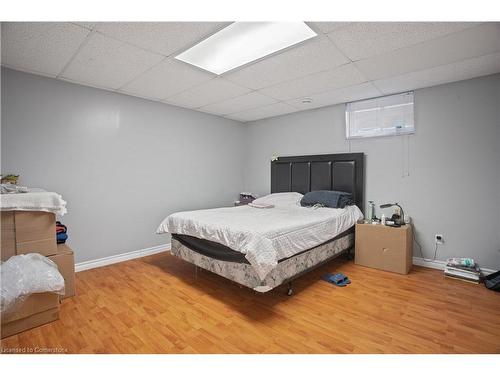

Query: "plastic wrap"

xmin=0 ymin=253 xmax=65 ymax=314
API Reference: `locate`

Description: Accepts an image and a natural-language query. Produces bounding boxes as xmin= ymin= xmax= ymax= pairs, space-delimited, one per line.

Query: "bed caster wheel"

xmin=286 ymin=283 xmax=294 ymax=296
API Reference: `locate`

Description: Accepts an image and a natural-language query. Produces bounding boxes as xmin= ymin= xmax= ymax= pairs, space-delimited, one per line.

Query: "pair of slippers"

xmin=322 ymin=273 xmax=351 ymax=287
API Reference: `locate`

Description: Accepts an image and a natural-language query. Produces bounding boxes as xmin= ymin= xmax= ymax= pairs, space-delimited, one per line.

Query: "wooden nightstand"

xmin=355 ymin=223 xmax=413 ymax=274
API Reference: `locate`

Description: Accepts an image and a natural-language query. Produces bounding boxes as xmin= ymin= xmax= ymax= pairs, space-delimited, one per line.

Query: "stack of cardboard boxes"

xmin=1 ymin=211 xmax=75 ymax=338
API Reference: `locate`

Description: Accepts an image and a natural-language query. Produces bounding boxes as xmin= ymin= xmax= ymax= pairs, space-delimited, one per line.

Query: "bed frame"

xmin=271 ymin=152 xmax=364 ymax=213
xmin=170 ymin=153 xmax=365 ymax=295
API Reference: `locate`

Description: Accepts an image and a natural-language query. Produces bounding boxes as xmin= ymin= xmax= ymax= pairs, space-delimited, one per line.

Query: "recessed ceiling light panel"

xmin=175 ymin=22 xmax=317 ymax=75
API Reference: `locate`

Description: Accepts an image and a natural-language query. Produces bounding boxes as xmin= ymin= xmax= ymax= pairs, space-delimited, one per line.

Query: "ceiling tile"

xmin=224 ymin=36 xmax=349 ymax=89
xmin=94 ymin=22 xmax=229 ymax=56
xmin=200 ymin=92 xmax=277 ymax=115
xmin=328 ymin=22 xmax=481 ymax=61
xmin=286 ymin=82 xmax=382 ymax=110
xmin=1 ymin=22 xmax=90 ymax=76
xmin=374 ymin=52 xmax=500 ymax=95
xmin=3 ymin=21 xmax=499 ymax=122
xmin=308 ymin=22 xmax=352 ymax=34
xmin=120 ymin=58 xmax=214 ymax=100
xmin=225 ymin=102 xmax=298 ymax=122
xmin=73 ymin=22 xmax=96 ymax=30
xmin=355 ymin=24 xmax=500 ymax=81
xmin=165 ymin=78 xmax=251 ymax=109
xmin=61 ymin=32 xmax=164 ymax=89
xmin=259 ymin=63 xmax=366 ymax=101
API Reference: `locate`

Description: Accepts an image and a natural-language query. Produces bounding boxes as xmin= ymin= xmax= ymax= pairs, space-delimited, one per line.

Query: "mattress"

xmin=170 ymin=232 xmax=354 ymax=292
xmin=173 ymin=233 xmax=249 ymax=264
xmin=172 ymin=226 xmax=354 ymax=264
xmin=157 ymin=203 xmax=363 ymax=280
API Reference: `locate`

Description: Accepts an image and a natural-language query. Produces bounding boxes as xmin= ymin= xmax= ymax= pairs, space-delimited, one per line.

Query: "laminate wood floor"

xmin=2 ymin=252 xmax=499 ymax=354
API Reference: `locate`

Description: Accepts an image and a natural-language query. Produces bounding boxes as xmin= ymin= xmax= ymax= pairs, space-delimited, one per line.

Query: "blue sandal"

xmin=322 ymin=273 xmax=351 ymax=287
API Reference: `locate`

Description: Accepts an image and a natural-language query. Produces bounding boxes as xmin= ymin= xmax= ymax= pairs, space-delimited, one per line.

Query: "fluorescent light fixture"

xmin=175 ymin=22 xmax=317 ymax=75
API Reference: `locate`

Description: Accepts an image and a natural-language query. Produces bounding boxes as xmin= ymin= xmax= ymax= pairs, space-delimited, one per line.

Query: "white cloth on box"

xmin=1 ymin=183 xmax=29 ymax=194
xmin=157 ymin=195 xmax=363 ymax=280
xmin=0 ymin=191 xmax=67 ymax=216
xmin=0 ymin=253 xmax=65 ymax=314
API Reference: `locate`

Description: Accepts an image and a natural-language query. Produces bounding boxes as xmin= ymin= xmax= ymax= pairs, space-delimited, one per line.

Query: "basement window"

xmin=345 ymin=92 xmax=415 ymax=139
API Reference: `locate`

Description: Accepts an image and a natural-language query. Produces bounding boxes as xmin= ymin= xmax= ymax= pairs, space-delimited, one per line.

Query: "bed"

xmin=157 ymin=153 xmax=364 ymax=294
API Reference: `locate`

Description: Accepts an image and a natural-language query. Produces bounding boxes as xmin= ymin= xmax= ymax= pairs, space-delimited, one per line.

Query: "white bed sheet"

xmin=157 ymin=204 xmax=363 ymax=280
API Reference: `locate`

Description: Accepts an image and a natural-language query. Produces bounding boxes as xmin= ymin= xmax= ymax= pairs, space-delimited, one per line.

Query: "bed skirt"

xmin=170 ymin=232 xmax=354 ymax=292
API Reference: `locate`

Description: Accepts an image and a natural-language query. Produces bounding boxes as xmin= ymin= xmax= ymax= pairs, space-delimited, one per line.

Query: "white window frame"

xmin=345 ymin=91 xmax=415 ymax=140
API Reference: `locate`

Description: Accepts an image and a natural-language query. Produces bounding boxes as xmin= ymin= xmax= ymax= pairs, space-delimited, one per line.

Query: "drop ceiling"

xmin=2 ymin=22 xmax=499 ymax=123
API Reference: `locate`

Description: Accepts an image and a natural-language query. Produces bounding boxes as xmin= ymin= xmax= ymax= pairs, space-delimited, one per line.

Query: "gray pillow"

xmin=300 ymin=190 xmax=353 ymax=209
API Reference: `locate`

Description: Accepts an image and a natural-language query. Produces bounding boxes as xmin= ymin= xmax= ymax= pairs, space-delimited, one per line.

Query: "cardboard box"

xmin=1 ymin=211 xmax=16 ymax=260
xmin=1 ymin=292 xmax=60 ymax=339
xmin=1 ymin=308 xmax=59 ymax=339
xmin=1 ymin=211 xmax=57 ymax=261
xmin=48 ymin=244 xmax=76 ymax=299
xmin=355 ymin=223 xmax=413 ymax=274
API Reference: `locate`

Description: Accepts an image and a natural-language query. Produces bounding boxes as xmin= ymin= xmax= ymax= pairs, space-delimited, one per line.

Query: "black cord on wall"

xmin=412 ymin=223 xmax=438 ymax=261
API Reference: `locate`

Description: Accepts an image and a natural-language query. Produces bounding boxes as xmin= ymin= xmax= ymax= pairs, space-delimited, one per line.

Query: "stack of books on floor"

xmin=444 ymin=258 xmax=481 ymax=284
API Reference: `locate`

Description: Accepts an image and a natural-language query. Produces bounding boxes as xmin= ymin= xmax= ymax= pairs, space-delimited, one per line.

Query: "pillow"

xmin=300 ymin=190 xmax=353 ymax=209
xmin=252 ymin=192 xmax=303 ymax=208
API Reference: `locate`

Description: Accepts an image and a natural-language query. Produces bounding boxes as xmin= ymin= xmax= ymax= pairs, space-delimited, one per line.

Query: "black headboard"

xmin=271 ymin=153 xmax=365 ymax=212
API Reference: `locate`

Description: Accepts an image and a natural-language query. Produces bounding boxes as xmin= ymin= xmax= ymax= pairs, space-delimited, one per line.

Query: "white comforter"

xmin=157 ymin=204 xmax=363 ymax=280
xmin=0 ymin=191 xmax=67 ymax=216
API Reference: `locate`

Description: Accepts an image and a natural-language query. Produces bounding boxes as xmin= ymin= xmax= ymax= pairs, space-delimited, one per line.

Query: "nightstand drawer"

xmin=355 ymin=224 xmax=413 ymax=274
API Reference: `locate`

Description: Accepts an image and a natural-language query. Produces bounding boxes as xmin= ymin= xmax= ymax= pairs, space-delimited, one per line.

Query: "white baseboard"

xmin=75 ymin=243 xmax=171 ymax=272
xmin=75 ymin=245 xmax=496 ymax=275
xmin=413 ymin=257 xmax=496 ymax=276
xmin=412 ymin=257 xmax=446 ymax=270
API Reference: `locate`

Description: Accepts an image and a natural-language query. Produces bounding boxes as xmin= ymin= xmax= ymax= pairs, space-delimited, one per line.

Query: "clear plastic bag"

xmin=0 ymin=253 xmax=65 ymax=314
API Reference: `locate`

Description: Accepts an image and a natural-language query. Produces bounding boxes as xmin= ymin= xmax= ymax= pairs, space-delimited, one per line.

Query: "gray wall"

xmin=2 ymin=68 xmax=499 ymax=270
xmin=1 ymin=68 xmax=245 ymax=263
xmin=243 ymin=74 xmax=500 ymax=270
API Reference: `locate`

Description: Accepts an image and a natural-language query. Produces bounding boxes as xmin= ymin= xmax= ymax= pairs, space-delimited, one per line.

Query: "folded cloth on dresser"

xmin=57 ymin=232 xmax=68 ymax=244
xmin=56 ymin=221 xmax=67 ymax=233
xmin=157 ymin=203 xmax=363 ymax=280
xmin=0 ymin=192 xmax=67 ymax=216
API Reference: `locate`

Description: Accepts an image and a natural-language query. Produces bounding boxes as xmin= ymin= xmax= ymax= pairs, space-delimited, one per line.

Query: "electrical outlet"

xmin=435 ymin=234 xmax=444 ymax=244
